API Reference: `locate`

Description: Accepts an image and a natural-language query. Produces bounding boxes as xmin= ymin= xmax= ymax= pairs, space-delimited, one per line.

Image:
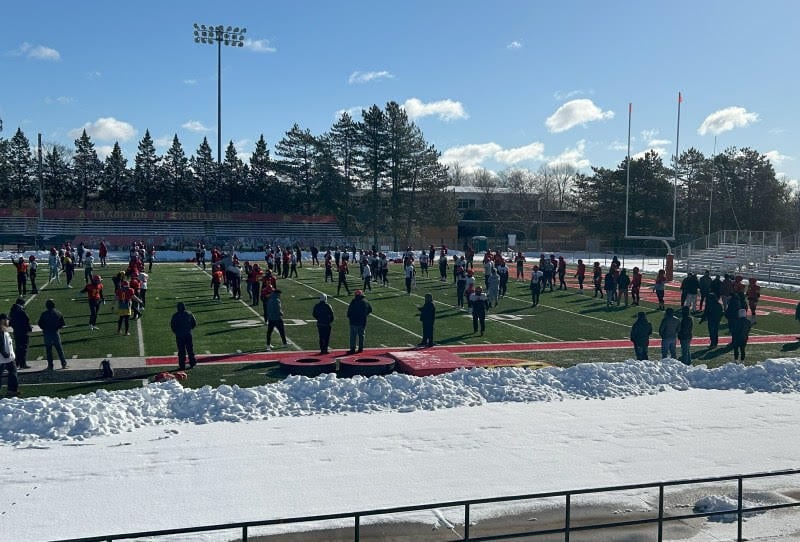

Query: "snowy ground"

xmin=3 ymin=359 xmax=800 ymax=541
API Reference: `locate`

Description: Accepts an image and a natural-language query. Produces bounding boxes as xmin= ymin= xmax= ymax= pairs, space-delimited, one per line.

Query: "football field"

xmin=3 ymin=259 xmax=800 ymax=369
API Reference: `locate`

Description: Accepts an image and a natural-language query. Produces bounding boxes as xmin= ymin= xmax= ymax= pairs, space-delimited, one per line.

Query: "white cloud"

xmin=333 ymin=107 xmax=366 ymax=121
xmin=495 ymin=142 xmax=545 ymax=165
xmin=608 ymin=140 xmax=629 ymax=152
xmin=648 ymin=138 xmax=672 ymax=147
xmin=154 ymin=135 xmax=173 ymax=148
xmin=547 ymin=140 xmax=590 ymax=169
xmin=698 ymin=106 xmax=759 ymax=135
xmin=440 ymin=143 xmax=502 ymax=169
xmin=507 ymin=41 xmax=522 ymax=49
xmin=45 ymin=96 xmax=73 ymax=105
xmin=765 ymin=150 xmax=792 ymax=166
xmin=68 ymin=117 xmax=136 ymax=142
xmin=545 ymin=99 xmax=614 ymax=133
xmin=9 ymin=42 xmax=61 ymax=61
xmin=183 ymin=79 xmax=197 ymax=85
xmin=640 ymin=129 xmax=659 ymax=142
xmin=88 ymin=71 xmax=102 ymax=80
xmin=348 ymin=71 xmax=394 ymax=84
xmin=243 ymin=39 xmax=276 ymax=53
xmin=182 ymin=120 xmax=211 ymax=133
xmin=403 ymin=98 xmax=468 ymax=121
xmin=553 ymin=89 xmax=588 ymax=101
xmin=96 ymin=145 xmax=114 ymax=160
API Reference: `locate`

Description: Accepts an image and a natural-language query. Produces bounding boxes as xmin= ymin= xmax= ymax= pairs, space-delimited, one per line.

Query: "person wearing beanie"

xmin=630 ymin=311 xmax=652 ymax=360
xmin=418 ymin=293 xmax=436 ymax=348
xmin=746 ymin=277 xmax=761 ymax=323
xmin=469 ymin=286 xmax=489 ymax=336
xmin=37 ymin=299 xmax=68 ymax=370
xmin=170 ymin=302 xmax=197 ymax=370
xmin=312 ymin=293 xmax=334 ymax=354
xmin=9 ymin=298 xmax=32 ymax=369
xmin=699 ymin=293 xmax=723 ymax=348
xmin=731 ymin=308 xmax=752 ymax=362
xmin=265 ymin=289 xmax=288 ymax=351
xmin=346 ymin=290 xmax=372 ymax=354
xmin=0 ymin=312 xmax=20 ymax=397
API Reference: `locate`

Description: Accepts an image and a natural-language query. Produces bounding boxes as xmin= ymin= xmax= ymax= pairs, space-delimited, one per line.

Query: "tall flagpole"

xmin=672 ymin=92 xmax=682 ymax=240
xmin=708 ymin=135 xmax=716 ymax=237
xmin=625 ymin=102 xmax=632 ymax=238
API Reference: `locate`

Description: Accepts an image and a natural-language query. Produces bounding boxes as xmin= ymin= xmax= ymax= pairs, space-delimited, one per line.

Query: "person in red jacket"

xmin=746 ymin=277 xmax=761 ymax=323
xmin=98 ymin=241 xmax=108 ymax=267
xmin=80 ymin=275 xmax=105 ymax=330
xmin=11 ymin=257 xmax=28 ymax=296
xmin=630 ymin=267 xmax=643 ymax=306
xmin=574 ymin=259 xmax=586 ymax=292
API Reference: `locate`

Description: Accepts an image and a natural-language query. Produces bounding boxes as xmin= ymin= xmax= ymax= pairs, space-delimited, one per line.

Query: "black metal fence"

xmin=51 ymin=467 xmax=800 ymax=542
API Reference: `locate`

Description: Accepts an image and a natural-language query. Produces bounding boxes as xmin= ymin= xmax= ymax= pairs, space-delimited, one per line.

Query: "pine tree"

xmin=190 ymin=138 xmax=217 ymax=212
xmin=161 ymin=135 xmax=191 ymax=211
xmin=247 ymin=135 xmax=275 ymax=212
xmin=327 ymin=112 xmax=359 ymax=232
xmin=275 ymin=124 xmax=317 ymax=214
xmin=71 ymin=130 xmax=102 ymax=209
xmin=101 ymin=143 xmax=129 ymax=211
xmin=7 ymin=128 xmax=34 ymax=208
xmin=221 ymin=141 xmax=246 ymax=212
xmin=43 ymin=144 xmax=71 ymax=209
xmin=356 ymin=105 xmax=389 ymax=247
xmin=133 ymin=130 xmax=160 ymax=211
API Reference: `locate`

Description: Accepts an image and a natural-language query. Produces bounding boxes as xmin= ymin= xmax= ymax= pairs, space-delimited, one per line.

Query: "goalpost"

xmin=624 ymin=93 xmax=682 ymax=280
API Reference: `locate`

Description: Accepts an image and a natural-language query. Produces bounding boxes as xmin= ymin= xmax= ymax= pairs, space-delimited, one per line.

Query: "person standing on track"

xmin=170 ymin=302 xmax=197 ymax=370
xmin=630 ymin=311 xmax=652 ymax=360
xmin=346 ymin=290 xmax=372 ymax=355
xmin=0 ymin=312 xmax=20 ymax=398
xmin=9 ymin=298 xmax=31 ymax=369
xmin=469 ymin=286 xmax=489 ymax=336
xmin=312 ymin=293 xmax=334 ymax=355
xmin=418 ymin=293 xmax=436 ymax=348
xmin=37 ymin=299 xmax=68 ymax=370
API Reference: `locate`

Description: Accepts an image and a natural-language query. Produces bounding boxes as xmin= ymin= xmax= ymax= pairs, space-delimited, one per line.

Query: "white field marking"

xmin=380 ymin=282 xmax=559 ymax=341
xmin=458 ymin=341 xmax=466 ymax=345
xmin=503 ymin=292 xmax=633 ymax=329
xmin=141 ymin=379 xmax=149 ymax=387
xmin=71 ymin=354 xmax=78 ymax=359
xmin=205 ymin=350 xmax=211 ymax=354
xmin=295 ymin=280 xmax=422 ymax=340
xmin=136 ymin=317 xmax=145 ymax=356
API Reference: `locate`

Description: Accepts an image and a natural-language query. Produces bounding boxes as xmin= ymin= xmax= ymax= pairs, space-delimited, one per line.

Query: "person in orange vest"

xmin=80 ymin=275 xmax=105 ymax=331
xmin=11 ymin=256 xmax=28 ymax=296
xmin=211 ymin=264 xmax=224 ymax=301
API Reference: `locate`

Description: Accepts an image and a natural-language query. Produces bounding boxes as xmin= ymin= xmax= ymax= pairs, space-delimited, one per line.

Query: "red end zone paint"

xmin=145 ymin=334 xmax=800 ymax=367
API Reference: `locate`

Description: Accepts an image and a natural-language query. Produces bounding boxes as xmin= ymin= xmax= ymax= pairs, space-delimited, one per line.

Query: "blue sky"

xmin=3 ymin=0 xmax=799 ymax=186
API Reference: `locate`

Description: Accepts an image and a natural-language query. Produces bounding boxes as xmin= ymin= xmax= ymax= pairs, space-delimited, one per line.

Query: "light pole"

xmin=192 ymin=23 xmax=246 ymax=164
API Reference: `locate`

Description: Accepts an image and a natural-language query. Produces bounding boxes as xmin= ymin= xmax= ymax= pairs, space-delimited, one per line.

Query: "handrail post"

xmin=737 ymin=477 xmax=744 ymax=541
xmin=242 ymin=525 xmax=248 ymax=541
xmin=565 ymin=492 xmax=571 ymax=542
xmin=354 ymin=513 xmax=360 ymax=542
xmin=464 ymin=503 xmax=470 ymax=541
xmin=658 ymin=484 xmax=664 ymax=542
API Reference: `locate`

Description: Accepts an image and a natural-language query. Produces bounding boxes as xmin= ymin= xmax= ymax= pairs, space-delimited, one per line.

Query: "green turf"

xmin=3 ymin=260 xmax=800 ymax=399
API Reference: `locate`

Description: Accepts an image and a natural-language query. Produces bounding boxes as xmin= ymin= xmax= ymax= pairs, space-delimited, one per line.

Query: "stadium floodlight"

xmin=191 ymin=22 xmax=248 ymax=165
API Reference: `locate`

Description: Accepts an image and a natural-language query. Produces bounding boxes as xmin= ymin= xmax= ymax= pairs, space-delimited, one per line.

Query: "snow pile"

xmin=3 ymin=358 xmax=800 ymax=445
xmin=693 ymin=495 xmax=761 ymax=523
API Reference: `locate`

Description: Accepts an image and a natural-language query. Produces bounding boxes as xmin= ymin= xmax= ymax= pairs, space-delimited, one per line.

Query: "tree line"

xmin=451 ymin=147 xmax=797 ymax=247
xmin=2 ymin=102 xmax=796 ymax=248
xmin=0 ymin=102 xmax=455 ymax=249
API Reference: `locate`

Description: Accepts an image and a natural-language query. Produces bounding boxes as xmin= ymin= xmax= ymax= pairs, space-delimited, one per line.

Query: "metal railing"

xmin=53 ymin=467 xmax=800 ymax=542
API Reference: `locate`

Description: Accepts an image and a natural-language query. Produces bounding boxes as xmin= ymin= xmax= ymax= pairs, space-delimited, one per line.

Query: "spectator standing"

xmin=730 ymin=309 xmax=752 ymax=362
xmin=404 ymin=259 xmax=415 ymax=295
xmin=515 ymin=251 xmax=526 ymax=281
xmin=28 ymin=255 xmax=39 ymax=294
xmin=653 ymin=269 xmax=667 ymax=310
xmin=746 ymin=278 xmax=761 ymax=323
xmin=170 ymin=302 xmax=197 ymax=370
xmin=630 ymin=267 xmax=642 ymax=306
xmin=265 ymin=289 xmax=288 ymax=351
xmin=698 ymin=270 xmax=712 ymax=311
xmin=0 ymin=313 xmax=20 ymax=398
xmin=574 ymin=259 xmax=586 ymax=292
xmin=529 ymin=266 xmax=542 ymax=307
xmin=312 ymin=293 xmax=334 ymax=355
xmin=418 ymin=293 xmax=436 ymax=348
xmin=98 ymin=241 xmax=108 ymax=267
xmin=361 ymin=262 xmax=372 ymax=292
xmin=337 ymin=260 xmax=351 ymax=296
xmin=9 ymin=298 xmax=31 ymax=369
xmin=469 ymin=286 xmax=489 ymax=336
xmin=699 ymin=293 xmax=723 ymax=348
xmin=48 ymin=247 xmax=61 ymax=283
xmin=658 ymin=307 xmax=680 ymax=359
xmin=630 ymin=311 xmax=653 ymax=360
xmin=678 ymin=306 xmax=693 ymax=365
xmin=37 ymin=299 xmax=68 ymax=370
xmin=346 ymin=290 xmax=372 ymax=354
xmin=617 ymin=268 xmax=631 ymax=307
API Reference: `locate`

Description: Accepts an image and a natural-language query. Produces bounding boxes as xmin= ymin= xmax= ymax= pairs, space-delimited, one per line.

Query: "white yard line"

xmin=296 ymin=280 xmax=422 ymax=340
